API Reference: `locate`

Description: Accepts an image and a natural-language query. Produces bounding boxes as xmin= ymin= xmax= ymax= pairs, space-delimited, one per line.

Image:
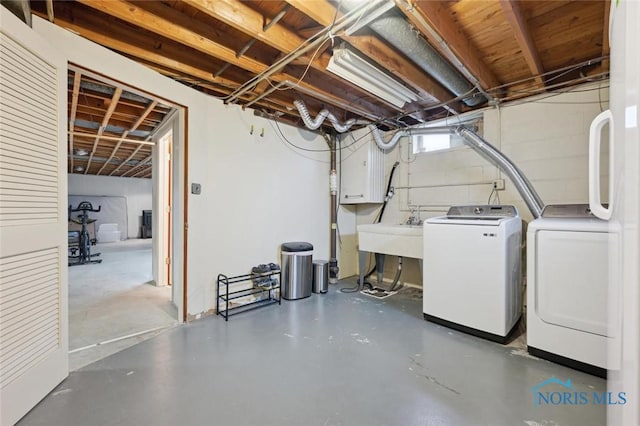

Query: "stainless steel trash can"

xmin=313 ymin=260 xmax=328 ymax=294
xmin=281 ymin=242 xmax=313 ymax=300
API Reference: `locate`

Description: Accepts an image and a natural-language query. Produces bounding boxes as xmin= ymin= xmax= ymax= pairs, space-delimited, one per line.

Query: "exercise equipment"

xmin=68 ymin=201 xmax=102 ymax=266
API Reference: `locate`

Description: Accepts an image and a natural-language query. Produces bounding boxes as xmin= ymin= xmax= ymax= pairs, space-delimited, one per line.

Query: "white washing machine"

xmin=527 ymin=204 xmax=616 ymax=377
xmin=423 ymin=205 xmax=522 ymax=343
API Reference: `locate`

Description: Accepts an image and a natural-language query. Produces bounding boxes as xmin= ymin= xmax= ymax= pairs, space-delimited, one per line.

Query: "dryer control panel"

xmin=541 ymin=204 xmax=602 ymax=218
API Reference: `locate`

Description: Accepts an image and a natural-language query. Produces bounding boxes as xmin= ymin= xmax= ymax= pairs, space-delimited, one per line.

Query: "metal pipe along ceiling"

xmin=361 ymin=11 xmax=487 ymax=107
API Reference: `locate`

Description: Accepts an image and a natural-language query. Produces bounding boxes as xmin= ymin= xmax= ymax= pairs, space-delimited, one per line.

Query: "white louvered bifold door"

xmin=0 ymin=9 xmax=68 ymax=426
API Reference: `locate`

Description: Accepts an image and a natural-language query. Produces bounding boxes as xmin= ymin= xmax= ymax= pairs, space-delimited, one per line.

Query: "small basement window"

xmin=412 ymin=132 xmax=464 ymax=154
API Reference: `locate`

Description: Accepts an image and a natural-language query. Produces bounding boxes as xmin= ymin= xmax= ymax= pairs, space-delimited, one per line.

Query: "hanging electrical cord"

xmin=340 ymin=161 xmax=400 ymax=293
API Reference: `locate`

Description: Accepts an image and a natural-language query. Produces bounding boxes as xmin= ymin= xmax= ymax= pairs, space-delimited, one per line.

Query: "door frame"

xmin=68 ymin=64 xmax=188 ymax=322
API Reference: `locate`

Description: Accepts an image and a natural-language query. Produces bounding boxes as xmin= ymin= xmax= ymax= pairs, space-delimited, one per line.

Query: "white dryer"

xmin=527 ymin=204 xmax=615 ymax=377
xmin=423 ymin=205 xmax=522 ymax=343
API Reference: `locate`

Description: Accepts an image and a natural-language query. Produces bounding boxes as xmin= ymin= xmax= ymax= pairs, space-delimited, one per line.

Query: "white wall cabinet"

xmin=340 ymin=136 xmax=385 ymax=204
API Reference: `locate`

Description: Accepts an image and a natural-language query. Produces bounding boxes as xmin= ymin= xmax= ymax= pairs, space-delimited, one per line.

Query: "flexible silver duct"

xmin=367 ymin=14 xmax=485 ymax=107
xmin=456 ymin=126 xmax=545 ymax=218
xmin=294 ymin=97 xmax=405 ymax=148
xmin=293 ymin=100 xmax=359 ymax=133
xmin=368 ymin=125 xmax=407 ymax=151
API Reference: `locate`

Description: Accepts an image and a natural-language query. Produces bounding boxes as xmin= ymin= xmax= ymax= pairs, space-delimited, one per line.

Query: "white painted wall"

xmin=344 ymin=82 xmax=610 ymax=285
xmin=68 ymin=174 xmax=152 ymax=238
xmin=33 ymin=17 xmax=330 ymax=319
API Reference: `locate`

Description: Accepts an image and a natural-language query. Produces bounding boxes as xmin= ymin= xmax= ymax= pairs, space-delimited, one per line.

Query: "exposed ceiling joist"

xmin=284 ymin=0 xmax=461 ymax=112
xmin=184 ymin=0 xmax=300 ymax=54
xmin=75 ymin=0 xmax=263 ymax=72
xmin=84 ymin=86 xmax=122 ymax=174
xmin=76 ymin=0 xmax=395 ymax=123
xmin=395 ymin=0 xmax=500 ymax=91
xmin=602 ymin=0 xmax=611 ymax=70
xmin=56 ymin=16 xmax=239 ymax=90
xmin=30 ymin=0 xmax=609 ymax=152
xmin=121 ymin=153 xmax=153 ymax=178
xmin=130 ymin=166 xmax=152 ymax=178
xmin=500 ymin=0 xmax=545 ymax=88
xmin=182 ymin=0 xmax=407 ymax=113
xmin=96 ymin=100 xmax=158 ymax=175
xmin=109 ymin=144 xmax=144 ymax=177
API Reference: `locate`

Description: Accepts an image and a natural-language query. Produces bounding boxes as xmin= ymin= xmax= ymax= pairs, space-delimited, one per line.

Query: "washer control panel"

xmin=447 ymin=205 xmax=519 ymax=218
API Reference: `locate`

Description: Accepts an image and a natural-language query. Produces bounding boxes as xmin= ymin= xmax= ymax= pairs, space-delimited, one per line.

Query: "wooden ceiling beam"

xmin=85 ymin=87 xmax=122 ymax=174
xmin=137 ymin=168 xmax=152 ymax=179
xmin=182 ymin=0 xmax=401 ymax=114
xmin=182 ymin=1 xmax=411 ymax=115
xmin=72 ymin=111 xmax=155 ymax=134
xmin=69 ymin=71 xmax=82 ymax=172
xmin=109 ymin=144 xmax=144 ymax=176
xmin=121 ymin=153 xmax=153 ymax=178
xmin=183 ymin=0 xmax=301 ymax=54
xmin=75 ymin=0 xmax=266 ymax=73
xmin=48 ymin=13 xmax=240 ymax=91
xmin=396 ymin=0 xmax=500 ymax=91
xmin=284 ymin=0 xmax=461 ymax=112
xmin=70 ymin=86 xmax=167 ymax=121
xmin=74 ymin=102 xmax=165 ymax=127
xmin=75 ymin=0 xmax=390 ymax=122
xmin=602 ymin=0 xmax=610 ymax=70
xmin=130 ymin=165 xmax=152 ymax=178
xmin=96 ymin=100 xmax=158 ymax=175
xmin=500 ymin=0 xmax=545 ymax=88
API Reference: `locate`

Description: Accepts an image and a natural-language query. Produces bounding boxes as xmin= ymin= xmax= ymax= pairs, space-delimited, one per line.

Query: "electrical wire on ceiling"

xmin=226 ymin=0 xmax=393 ymax=104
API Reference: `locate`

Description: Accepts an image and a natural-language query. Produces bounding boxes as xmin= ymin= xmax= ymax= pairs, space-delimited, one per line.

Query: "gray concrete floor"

xmin=68 ymin=239 xmax=177 ymax=371
xmin=21 ymin=278 xmax=604 ymax=426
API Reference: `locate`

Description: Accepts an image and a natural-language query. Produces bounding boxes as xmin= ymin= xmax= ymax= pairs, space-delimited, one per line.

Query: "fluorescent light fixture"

xmin=327 ymin=47 xmax=418 ymax=108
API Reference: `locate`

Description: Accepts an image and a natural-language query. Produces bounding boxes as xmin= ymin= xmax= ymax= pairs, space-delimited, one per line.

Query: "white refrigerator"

xmin=589 ymin=1 xmax=640 ymax=424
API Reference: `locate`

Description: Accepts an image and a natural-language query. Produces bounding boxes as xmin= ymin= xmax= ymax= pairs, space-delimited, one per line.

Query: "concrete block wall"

xmin=485 ymin=83 xmax=610 ymax=222
xmin=343 ymin=82 xmax=610 ymax=286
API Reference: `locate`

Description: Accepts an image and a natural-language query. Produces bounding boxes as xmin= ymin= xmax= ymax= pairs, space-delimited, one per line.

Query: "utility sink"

xmin=357 ymin=223 xmax=423 ymax=259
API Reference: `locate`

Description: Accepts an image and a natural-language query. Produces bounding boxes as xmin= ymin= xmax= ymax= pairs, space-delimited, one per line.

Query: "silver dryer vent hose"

xmin=456 ymin=126 xmax=545 ymax=218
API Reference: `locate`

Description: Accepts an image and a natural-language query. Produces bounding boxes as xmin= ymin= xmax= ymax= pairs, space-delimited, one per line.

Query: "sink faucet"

xmin=406 ymin=206 xmax=422 ymax=225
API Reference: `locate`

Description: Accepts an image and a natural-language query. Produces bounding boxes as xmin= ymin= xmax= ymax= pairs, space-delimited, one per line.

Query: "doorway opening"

xmin=66 ymin=65 xmax=186 ymax=370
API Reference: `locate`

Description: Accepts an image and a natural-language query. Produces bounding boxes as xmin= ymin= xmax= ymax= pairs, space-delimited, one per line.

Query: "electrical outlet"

xmin=492 ymin=179 xmax=505 ymax=191
xmin=191 ymin=182 xmax=202 ymax=195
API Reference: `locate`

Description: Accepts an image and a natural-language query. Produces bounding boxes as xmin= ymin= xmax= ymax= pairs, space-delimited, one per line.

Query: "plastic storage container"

xmin=97 ymin=223 xmax=121 ymax=243
xmin=281 ymin=242 xmax=313 ymax=300
xmin=313 ymin=260 xmax=328 ymax=294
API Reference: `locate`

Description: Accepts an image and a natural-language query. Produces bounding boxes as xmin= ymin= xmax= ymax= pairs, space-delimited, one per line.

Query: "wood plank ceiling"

xmin=29 ymin=0 xmax=609 ymax=172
